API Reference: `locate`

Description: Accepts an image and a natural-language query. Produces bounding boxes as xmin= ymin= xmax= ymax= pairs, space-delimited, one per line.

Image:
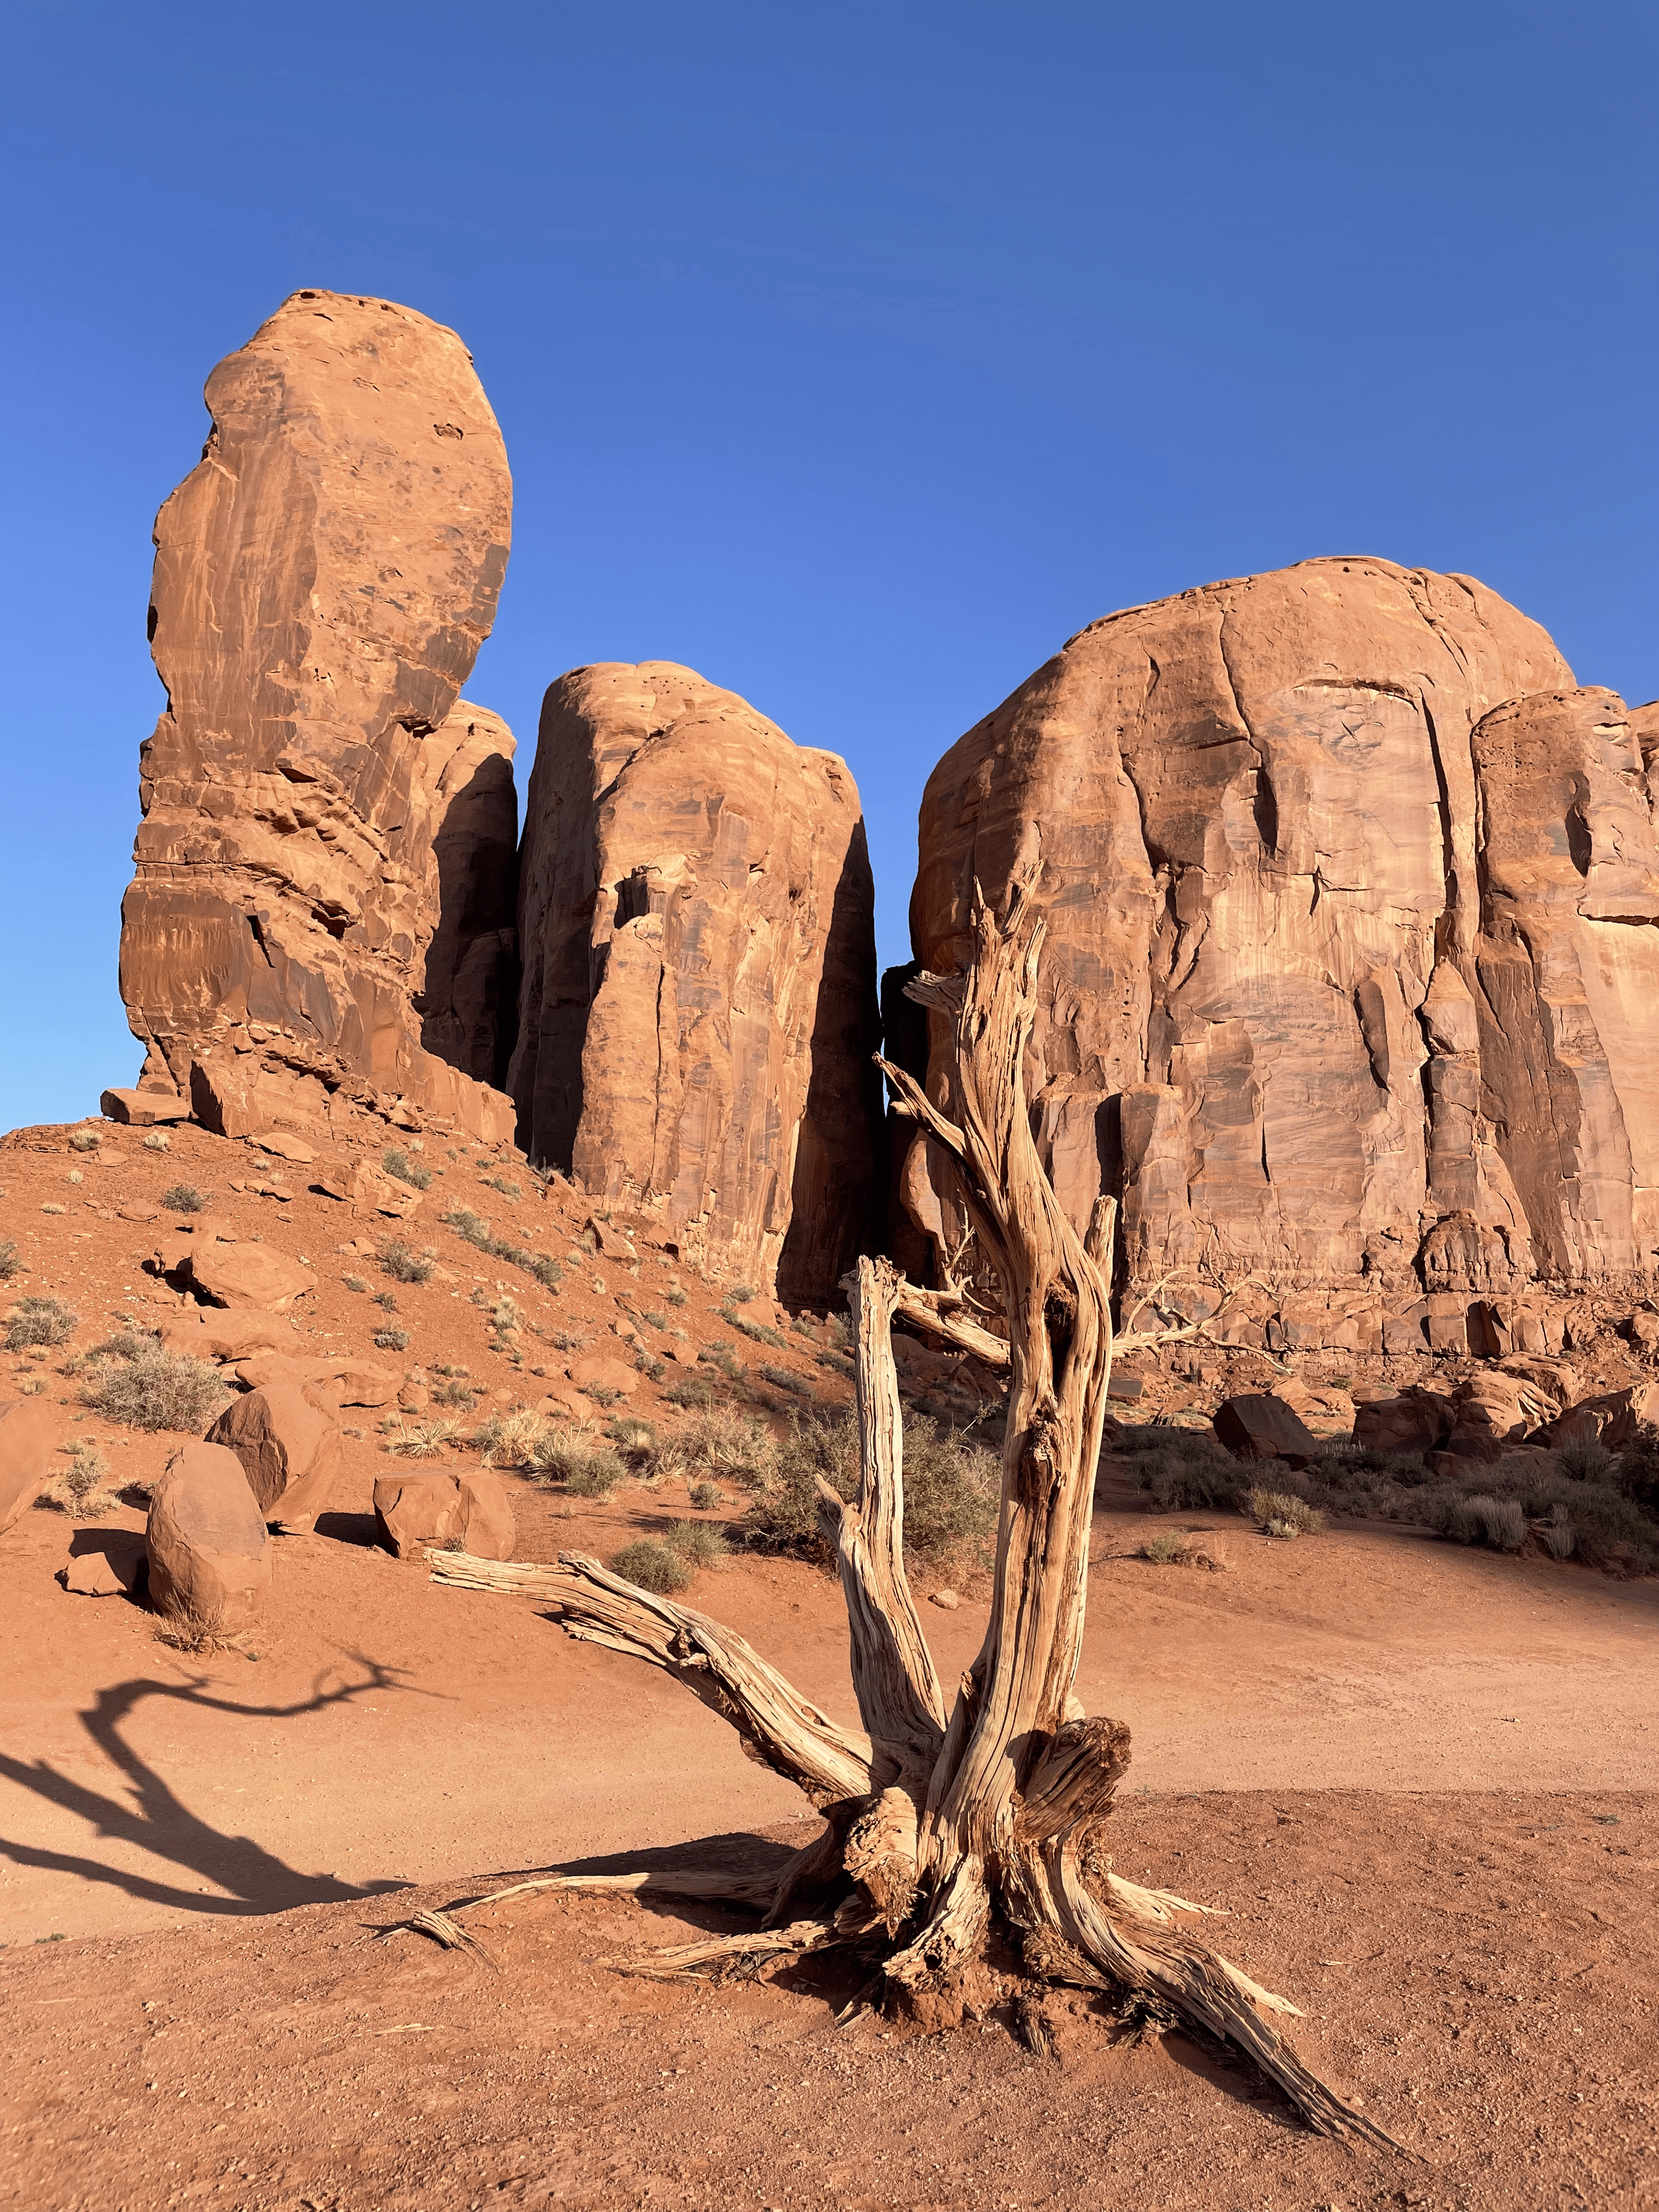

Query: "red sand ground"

xmin=3 ymin=1117 xmax=1657 ymax=2208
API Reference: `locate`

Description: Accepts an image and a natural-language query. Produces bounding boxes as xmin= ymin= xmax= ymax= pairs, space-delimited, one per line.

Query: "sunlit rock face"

xmin=908 ymin=558 xmax=1659 ymax=1345
xmin=120 ymin=289 xmax=518 ymax=1142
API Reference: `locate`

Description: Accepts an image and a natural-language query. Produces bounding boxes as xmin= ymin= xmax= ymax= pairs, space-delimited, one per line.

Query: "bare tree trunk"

xmin=430 ymin=878 xmax=1407 ymax=2154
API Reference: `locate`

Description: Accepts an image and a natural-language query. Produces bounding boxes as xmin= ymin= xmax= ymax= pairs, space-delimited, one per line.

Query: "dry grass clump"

xmin=143 ymin=1131 xmax=171 ymax=1152
xmin=61 ymin=1442 xmax=110 ymax=1514
xmin=382 ymin=1146 xmax=433 ymax=1190
xmin=159 ymin=1182 xmax=208 ymax=1214
xmin=610 ymin=1538 xmax=691 ymax=1595
xmin=374 ymin=1326 xmax=410 ymax=1351
xmin=1120 ymin=1423 xmax=1244 ymax=1511
xmin=664 ymin=1519 xmax=728 ymax=1570
xmin=740 ymin=1408 xmax=998 ymax=1572
xmin=653 ymin=1407 xmax=775 ymax=1491
xmin=1248 ymin=1488 xmax=1328 ymax=1538
xmin=1139 ymin=1527 xmax=1228 ymax=1571
xmin=68 ymin=1128 xmax=101 ymax=1153
xmin=0 ymin=1240 xmax=20 ymax=1279
xmin=474 ymin=1407 xmax=551 ymax=1469
xmin=1444 ymin=1494 xmax=1528 ymax=1551
xmin=529 ymin=1427 xmax=625 ymax=1496
xmin=78 ymin=1333 xmax=230 ymax=1432
xmin=5 ymin=1295 xmax=77 ymax=1350
xmin=377 ymin=1239 xmax=434 ymax=1285
xmin=382 ymin=1418 xmax=460 ymax=1460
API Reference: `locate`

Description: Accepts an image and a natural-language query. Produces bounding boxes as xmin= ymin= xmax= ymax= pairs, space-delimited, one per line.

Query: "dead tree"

xmin=432 ymin=880 xmax=1400 ymax=2149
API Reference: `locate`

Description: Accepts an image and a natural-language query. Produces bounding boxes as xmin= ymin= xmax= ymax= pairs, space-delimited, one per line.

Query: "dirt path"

xmin=4 ymin=1465 xmax=1654 ymax=1947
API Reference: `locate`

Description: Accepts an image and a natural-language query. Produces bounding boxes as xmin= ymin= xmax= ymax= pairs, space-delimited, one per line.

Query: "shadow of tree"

xmin=0 ymin=1653 xmax=424 ymax=1917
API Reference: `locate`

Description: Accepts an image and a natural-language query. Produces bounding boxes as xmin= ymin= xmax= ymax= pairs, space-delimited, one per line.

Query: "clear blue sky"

xmin=2 ymin=1 xmax=1654 ymax=1131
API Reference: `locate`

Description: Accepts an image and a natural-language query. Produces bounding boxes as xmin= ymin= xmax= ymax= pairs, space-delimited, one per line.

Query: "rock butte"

xmin=119 ymin=289 xmax=519 ymax=1148
xmin=510 ymin=662 xmax=882 ymax=1299
xmin=905 ymin=558 xmax=1659 ymax=1349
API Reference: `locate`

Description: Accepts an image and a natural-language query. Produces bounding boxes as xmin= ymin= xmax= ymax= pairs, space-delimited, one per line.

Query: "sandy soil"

xmin=4 ymin=1115 xmax=1658 ymax=2208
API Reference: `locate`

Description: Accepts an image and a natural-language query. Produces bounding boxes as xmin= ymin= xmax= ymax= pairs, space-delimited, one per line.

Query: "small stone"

xmin=250 ymin=1130 xmax=315 ymax=1163
xmin=929 ymin=1588 xmax=961 ymax=1610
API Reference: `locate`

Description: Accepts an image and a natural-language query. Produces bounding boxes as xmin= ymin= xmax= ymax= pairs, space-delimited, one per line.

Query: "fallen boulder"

xmin=374 ymin=1471 xmax=460 ymax=1558
xmin=250 ymin=1130 xmax=315 ymax=1163
xmin=1212 ymin=1393 xmax=1318 ymax=1464
xmin=207 ymin=1383 xmax=342 ymax=1530
xmin=0 ymin=1398 xmax=61 ymax=1534
xmin=146 ymin=1442 xmax=270 ymax=1630
xmin=232 ymin=1352 xmax=399 ymax=1407
xmin=352 ymin=1159 xmax=424 ymax=1216
xmin=62 ymin=1530 xmax=147 ymax=1597
xmin=1441 ymin=1372 xmax=1559 ymax=1462
xmin=156 ymin=1310 xmax=300 ymax=1362
xmin=1538 ymin=1381 xmax=1659 ymax=1452
xmin=568 ymin=1351 xmax=639 ymax=1400
xmin=456 ymin=1470 xmax=516 ymax=1559
xmin=1352 ymin=1389 xmax=1457 ymax=1457
xmin=187 ymin=1240 xmax=314 ymax=1311
xmin=100 ymin=1086 xmax=189 ymax=1126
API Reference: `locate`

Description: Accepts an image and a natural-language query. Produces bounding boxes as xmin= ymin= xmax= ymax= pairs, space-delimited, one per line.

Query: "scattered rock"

xmin=1538 ymin=1381 xmax=1659 ymax=1452
xmin=207 ymin=1381 xmax=343 ymax=1531
xmin=1212 ymin=1393 xmax=1319 ymax=1465
xmin=232 ymin=1353 xmax=399 ymax=1408
xmin=1352 ymin=1389 xmax=1456 ymax=1457
xmin=187 ymin=1240 xmax=313 ymax=1311
xmin=568 ymin=1352 xmax=639 ymax=1400
xmin=373 ymin=1472 xmax=461 ymax=1558
xmin=146 ymin=1442 xmax=270 ymax=1631
xmin=352 ymin=1159 xmax=423 ymax=1216
xmin=929 ymin=1588 xmax=961 ymax=1610
xmin=0 ymin=1400 xmax=61 ymax=1536
xmin=100 ymin=1087 xmax=189 ymax=1126
xmin=455 ymin=1470 xmax=515 ymax=1560
xmin=250 ymin=1131 xmax=315 ymax=1163
xmin=61 ymin=1531 xmax=147 ymax=1598
xmin=155 ymin=1310 xmax=299 ymax=1362
xmin=588 ymin=1216 xmax=638 ymax=1260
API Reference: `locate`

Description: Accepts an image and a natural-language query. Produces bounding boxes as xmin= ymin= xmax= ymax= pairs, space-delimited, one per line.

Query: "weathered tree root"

xmin=427 ymin=881 xmax=1417 ymax=2159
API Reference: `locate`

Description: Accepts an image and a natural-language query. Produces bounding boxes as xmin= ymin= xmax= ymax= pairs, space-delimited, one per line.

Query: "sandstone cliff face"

xmin=909 ymin=560 xmax=1659 ymax=1339
xmin=119 ymin=290 xmax=518 ymax=1142
xmin=510 ymin=663 xmax=881 ymax=1296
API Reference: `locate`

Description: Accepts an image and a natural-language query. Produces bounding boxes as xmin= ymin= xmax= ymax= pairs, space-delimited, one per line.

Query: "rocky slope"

xmin=509 ymin=663 xmax=882 ymax=1299
xmin=907 ymin=558 xmax=1659 ymax=1348
xmin=117 ymin=290 xmax=518 ymax=1147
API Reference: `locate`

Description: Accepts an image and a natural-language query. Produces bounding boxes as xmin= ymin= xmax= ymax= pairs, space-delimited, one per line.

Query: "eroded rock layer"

xmin=909 ymin=559 xmax=1659 ymax=1338
xmin=119 ymin=290 xmax=518 ymax=1142
xmin=510 ymin=663 xmax=881 ymax=1296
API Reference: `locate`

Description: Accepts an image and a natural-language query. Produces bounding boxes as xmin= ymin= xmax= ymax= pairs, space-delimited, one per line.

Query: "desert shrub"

xmin=728 ymin=1283 xmax=756 ymax=1305
xmin=482 ymin=1175 xmax=522 ymax=1200
xmin=635 ymin=1352 xmax=667 ymax=1383
xmin=377 ymin=1239 xmax=433 ymax=1284
xmin=39 ymin=1204 xmax=66 ymax=1216
xmin=609 ymin=1416 xmax=658 ymax=1462
xmin=1142 ymin=1529 xmax=1191 ymax=1565
xmin=0 ymin=1241 xmax=19 ymax=1280
xmin=80 ymin=1337 xmax=229 ymax=1432
xmin=382 ymin=1146 xmax=433 ymax=1191
xmin=432 ymin=1379 xmax=476 ymax=1410
xmin=143 ymin=1131 xmax=171 ymax=1152
xmin=5 ymin=1296 xmax=77 ymax=1351
xmin=665 ymin=1286 xmax=688 ymax=1307
xmin=373 ymin=1290 xmax=399 ymax=1312
xmin=641 ymin=1309 xmax=669 ymax=1332
xmin=665 ymin=1520 xmax=728 ymax=1570
xmin=816 ymin=1347 xmax=856 ymax=1380
xmin=665 ymin=1376 xmax=716 ymax=1410
xmin=1560 ymin=1435 xmax=1615 ymax=1484
xmin=1541 ymin=1503 xmax=1577 ymax=1560
xmin=1121 ymin=1425 xmax=1244 ymax=1512
xmin=530 ymin=1430 xmax=625 ymax=1496
xmin=1618 ymin=1424 xmax=1659 ymax=1515
xmin=1409 ymin=1460 xmax=1658 ymax=1573
xmin=383 ymin=1419 xmax=459 ymax=1460
xmin=374 ymin=1327 xmax=410 ymax=1352
xmin=699 ymin=1341 xmax=742 ymax=1381
xmin=741 ymin=1408 xmax=997 ymax=1570
xmin=476 ymin=1408 xmax=550 ymax=1468
xmin=611 ymin=1538 xmax=691 ymax=1595
xmin=441 ymin=1205 xmax=562 ymax=1292
xmin=727 ymin=1310 xmax=788 ymax=1351
xmin=61 ymin=1443 xmax=109 ymax=1513
xmin=1248 ymin=1488 xmax=1327 ymax=1536
xmin=689 ymin=1479 xmax=720 ymax=1510
xmin=68 ymin=1128 xmax=100 ymax=1153
xmin=159 ymin=1182 xmax=208 ymax=1214
xmin=433 ymin=1362 xmax=472 ymax=1378
xmin=343 ymin=1274 xmax=368 ymax=1294
xmin=758 ymin=1362 xmax=813 ymax=1398
xmin=1443 ymin=1494 xmax=1528 ymax=1551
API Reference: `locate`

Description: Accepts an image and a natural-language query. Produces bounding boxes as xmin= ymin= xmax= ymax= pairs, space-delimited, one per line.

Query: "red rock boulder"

xmin=206 ymin=1383 xmax=342 ymax=1531
xmin=146 ymin=1442 xmax=270 ymax=1630
xmin=1212 ymin=1393 xmax=1318 ymax=1465
xmin=0 ymin=1398 xmax=60 ymax=1536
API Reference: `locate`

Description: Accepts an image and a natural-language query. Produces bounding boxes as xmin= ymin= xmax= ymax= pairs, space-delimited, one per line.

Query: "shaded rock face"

xmin=510 ymin=663 xmax=882 ymax=1297
xmin=120 ymin=290 xmax=518 ymax=1143
xmin=910 ymin=559 xmax=1659 ymax=1331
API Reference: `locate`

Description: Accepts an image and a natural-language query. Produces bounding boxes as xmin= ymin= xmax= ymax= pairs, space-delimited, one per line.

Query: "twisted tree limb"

xmin=426 ymin=878 xmax=1412 ymax=2158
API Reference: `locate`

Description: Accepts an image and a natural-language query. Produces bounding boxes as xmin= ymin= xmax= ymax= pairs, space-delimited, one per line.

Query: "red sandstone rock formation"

xmin=908 ymin=559 xmax=1659 ymax=1346
xmin=510 ymin=663 xmax=881 ymax=1297
xmin=119 ymin=290 xmax=518 ymax=1144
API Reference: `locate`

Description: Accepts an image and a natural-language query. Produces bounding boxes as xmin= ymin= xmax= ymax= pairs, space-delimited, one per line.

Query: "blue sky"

xmin=2 ymin=1 xmax=1654 ymax=1130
